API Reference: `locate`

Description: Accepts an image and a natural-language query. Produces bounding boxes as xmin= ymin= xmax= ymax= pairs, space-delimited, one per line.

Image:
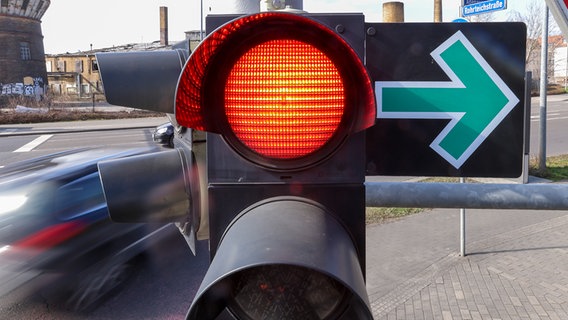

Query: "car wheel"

xmin=65 ymin=261 xmax=133 ymax=312
xmin=168 ymin=135 xmax=174 ymax=148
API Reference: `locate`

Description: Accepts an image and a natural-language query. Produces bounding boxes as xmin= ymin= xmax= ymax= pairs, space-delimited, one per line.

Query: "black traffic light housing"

xmin=182 ymin=13 xmax=373 ymax=319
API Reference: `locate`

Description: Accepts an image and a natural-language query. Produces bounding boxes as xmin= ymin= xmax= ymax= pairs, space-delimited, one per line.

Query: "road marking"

xmin=14 ymin=135 xmax=53 ymax=153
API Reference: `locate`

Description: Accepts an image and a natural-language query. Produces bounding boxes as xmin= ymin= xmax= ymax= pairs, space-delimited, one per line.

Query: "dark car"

xmin=153 ymin=122 xmax=174 ymax=148
xmin=0 ymin=147 xmax=174 ymax=311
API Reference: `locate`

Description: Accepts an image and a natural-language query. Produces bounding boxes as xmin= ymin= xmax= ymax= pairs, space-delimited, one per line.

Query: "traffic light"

xmin=179 ymin=12 xmax=375 ymax=319
xmin=96 ymin=11 xmax=375 ymax=320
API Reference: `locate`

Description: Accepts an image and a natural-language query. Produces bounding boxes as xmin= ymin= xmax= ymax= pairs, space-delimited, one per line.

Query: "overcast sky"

xmin=41 ymin=0 xmax=527 ymax=54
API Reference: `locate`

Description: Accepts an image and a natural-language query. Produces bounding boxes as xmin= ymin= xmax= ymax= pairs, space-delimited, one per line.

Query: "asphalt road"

xmin=529 ymin=94 xmax=568 ymax=157
xmin=0 ymin=232 xmax=209 ymax=320
xmin=0 ymin=117 xmax=212 ymax=319
xmin=0 ymin=117 xmax=166 ymax=167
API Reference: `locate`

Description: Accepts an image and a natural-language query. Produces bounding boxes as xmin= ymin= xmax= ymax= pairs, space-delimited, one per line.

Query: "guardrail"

xmin=365 ymin=181 xmax=568 ymax=255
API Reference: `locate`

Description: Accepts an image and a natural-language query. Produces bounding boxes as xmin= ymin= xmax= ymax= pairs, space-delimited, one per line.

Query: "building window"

xmin=1 ymin=0 xmax=8 ymax=7
xmin=57 ymin=60 xmax=66 ymax=72
xmin=75 ymin=59 xmax=83 ymax=73
xmin=91 ymin=60 xmax=99 ymax=72
xmin=20 ymin=42 xmax=31 ymax=61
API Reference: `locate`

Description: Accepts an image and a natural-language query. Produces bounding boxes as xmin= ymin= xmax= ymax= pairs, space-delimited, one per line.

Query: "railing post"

xmin=460 ymin=177 xmax=466 ymax=256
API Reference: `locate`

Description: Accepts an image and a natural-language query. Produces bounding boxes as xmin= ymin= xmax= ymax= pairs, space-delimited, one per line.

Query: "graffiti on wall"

xmin=0 ymin=77 xmax=45 ymax=99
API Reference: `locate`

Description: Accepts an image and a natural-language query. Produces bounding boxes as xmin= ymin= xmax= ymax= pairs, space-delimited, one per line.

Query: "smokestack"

xmin=434 ymin=0 xmax=442 ymax=22
xmin=383 ymin=2 xmax=404 ymax=22
xmin=160 ymin=6 xmax=169 ymax=45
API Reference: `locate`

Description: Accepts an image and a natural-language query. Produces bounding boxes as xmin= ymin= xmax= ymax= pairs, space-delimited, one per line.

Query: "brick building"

xmin=45 ymin=34 xmax=200 ymax=98
xmin=45 ymin=42 xmax=175 ymax=98
xmin=45 ymin=51 xmax=99 ymax=96
xmin=0 ymin=0 xmax=50 ymax=100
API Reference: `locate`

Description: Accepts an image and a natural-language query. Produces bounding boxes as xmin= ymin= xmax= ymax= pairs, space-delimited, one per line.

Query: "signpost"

xmin=365 ymin=23 xmax=527 ymax=177
xmin=545 ymin=0 xmax=568 ymax=39
xmin=462 ymin=0 xmax=507 ymax=17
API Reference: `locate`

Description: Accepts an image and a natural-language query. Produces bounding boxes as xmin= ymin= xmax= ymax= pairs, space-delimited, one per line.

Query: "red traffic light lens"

xmin=225 ymin=39 xmax=344 ymax=160
xmin=176 ymin=13 xmax=375 ymax=169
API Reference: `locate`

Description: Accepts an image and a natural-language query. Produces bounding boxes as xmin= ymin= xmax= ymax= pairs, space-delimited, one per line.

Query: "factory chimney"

xmin=160 ymin=6 xmax=169 ymax=46
xmin=383 ymin=2 xmax=404 ymax=22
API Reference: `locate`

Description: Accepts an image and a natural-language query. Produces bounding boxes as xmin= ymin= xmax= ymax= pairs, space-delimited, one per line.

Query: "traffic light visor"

xmin=175 ymin=12 xmax=375 ymax=167
xmin=187 ymin=197 xmax=372 ymax=319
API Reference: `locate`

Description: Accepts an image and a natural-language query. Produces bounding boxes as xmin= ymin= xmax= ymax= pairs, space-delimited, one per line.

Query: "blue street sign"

xmin=462 ymin=0 xmax=507 ymax=17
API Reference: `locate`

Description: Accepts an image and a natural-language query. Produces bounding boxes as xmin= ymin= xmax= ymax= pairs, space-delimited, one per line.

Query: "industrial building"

xmin=43 ymin=6 xmax=200 ymax=100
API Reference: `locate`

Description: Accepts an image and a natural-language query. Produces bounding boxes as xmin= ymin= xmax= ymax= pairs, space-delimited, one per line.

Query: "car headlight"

xmin=0 ymin=195 xmax=28 ymax=215
xmin=156 ymin=127 xmax=168 ymax=135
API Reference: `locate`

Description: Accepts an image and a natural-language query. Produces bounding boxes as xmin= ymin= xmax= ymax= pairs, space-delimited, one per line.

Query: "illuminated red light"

xmin=225 ymin=39 xmax=344 ymax=159
xmin=175 ymin=12 xmax=376 ymax=169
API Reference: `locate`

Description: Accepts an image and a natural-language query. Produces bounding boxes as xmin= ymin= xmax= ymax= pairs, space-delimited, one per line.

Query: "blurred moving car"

xmin=153 ymin=122 xmax=174 ymax=148
xmin=0 ymin=147 xmax=174 ymax=311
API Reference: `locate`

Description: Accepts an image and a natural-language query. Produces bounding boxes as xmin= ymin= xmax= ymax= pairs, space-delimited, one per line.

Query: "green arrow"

xmin=375 ymin=31 xmax=519 ymax=169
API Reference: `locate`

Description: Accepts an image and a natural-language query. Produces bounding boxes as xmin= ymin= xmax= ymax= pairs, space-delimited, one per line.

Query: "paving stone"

xmin=370 ymin=213 xmax=568 ymax=319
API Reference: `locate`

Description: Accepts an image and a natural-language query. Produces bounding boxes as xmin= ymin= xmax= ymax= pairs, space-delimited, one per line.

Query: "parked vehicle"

xmin=153 ymin=122 xmax=174 ymax=148
xmin=0 ymin=147 xmax=174 ymax=311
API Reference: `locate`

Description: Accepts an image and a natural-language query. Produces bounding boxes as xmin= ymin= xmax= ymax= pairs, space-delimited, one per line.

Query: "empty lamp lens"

xmin=230 ymin=265 xmax=347 ymax=319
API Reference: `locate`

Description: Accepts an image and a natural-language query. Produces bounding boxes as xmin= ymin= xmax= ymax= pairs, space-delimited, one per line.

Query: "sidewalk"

xmin=366 ymin=206 xmax=568 ymax=319
xmin=0 ymin=116 xmax=168 ymax=137
xmin=531 ymin=93 xmax=568 ymax=103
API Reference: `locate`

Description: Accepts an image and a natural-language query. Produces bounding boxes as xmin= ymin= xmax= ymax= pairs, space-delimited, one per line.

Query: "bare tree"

xmin=508 ymin=0 xmax=560 ymax=63
xmin=469 ymin=12 xmax=495 ymax=22
xmin=508 ymin=0 xmax=544 ymax=65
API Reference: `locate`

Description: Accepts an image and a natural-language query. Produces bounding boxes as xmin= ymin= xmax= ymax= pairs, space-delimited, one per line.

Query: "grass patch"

xmin=0 ymin=95 xmax=163 ymax=124
xmin=529 ymin=154 xmax=568 ymax=182
xmin=366 ymin=207 xmax=425 ymax=225
xmin=365 ymin=178 xmax=466 ymax=224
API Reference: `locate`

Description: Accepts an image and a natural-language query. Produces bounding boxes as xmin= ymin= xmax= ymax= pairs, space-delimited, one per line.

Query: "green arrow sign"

xmin=375 ymin=30 xmax=519 ymax=169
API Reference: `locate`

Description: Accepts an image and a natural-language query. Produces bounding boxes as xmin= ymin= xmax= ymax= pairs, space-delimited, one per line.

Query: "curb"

xmin=0 ymin=125 xmax=158 ymax=137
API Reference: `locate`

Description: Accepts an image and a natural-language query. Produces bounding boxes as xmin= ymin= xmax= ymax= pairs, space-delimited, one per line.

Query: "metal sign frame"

xmin=365 ymin=22 xmax=526 ymax=178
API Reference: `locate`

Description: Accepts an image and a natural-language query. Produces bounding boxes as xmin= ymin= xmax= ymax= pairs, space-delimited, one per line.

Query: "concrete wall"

xmin=0 ymin=15 xmax=47 ymax=97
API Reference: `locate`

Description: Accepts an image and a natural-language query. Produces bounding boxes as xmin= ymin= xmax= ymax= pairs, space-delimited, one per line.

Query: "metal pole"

xmin=460 ymin=177 xmax=466 ymax=256
xmin=365 ymin=182 xmax=568 ymax=210
xmin=200 ymin=0 xmax=203 ymax=40
xmin=522 ymin=71 xmax=532 ymax=184
xmin=539 ymin=6 xmax=549 ymax=174
xmin=565 ymin=46 xmax=568 ymax=90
